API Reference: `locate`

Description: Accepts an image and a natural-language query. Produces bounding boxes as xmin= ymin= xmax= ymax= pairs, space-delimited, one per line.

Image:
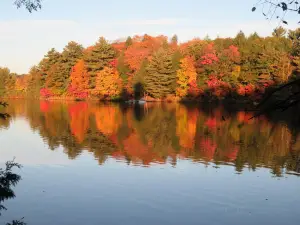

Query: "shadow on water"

xmin=2 ymin=100 xmax=300 ymax=177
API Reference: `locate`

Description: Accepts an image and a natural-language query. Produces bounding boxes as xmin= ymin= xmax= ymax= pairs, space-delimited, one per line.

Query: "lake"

xmin=0 ymin=100 xmax=300 ymax=225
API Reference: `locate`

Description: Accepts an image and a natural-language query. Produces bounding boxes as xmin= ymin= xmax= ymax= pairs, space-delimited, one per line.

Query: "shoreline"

xmin=0 ymin=96 xmax=258 ymax=108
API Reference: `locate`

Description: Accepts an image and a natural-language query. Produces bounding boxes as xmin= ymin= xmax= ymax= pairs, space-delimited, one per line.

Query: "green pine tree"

xmin=39 ymin=48 xmax=61 ymax=87
xmin=59 ymin=41 xmax=84 ymax=90
xmin=125 ymin=36 xmax=133 ymax=48
xmin=84 ymin=37 xmax=116 ymax=88
xmin=171 ymin=34 xmax=178 ymax=45
xmin=144 ymin=48 xmax=176 ymax=98
xmin=27 ymin=66 xmax=43 ymax=98
xmin=0 ymin=68 xmax=10 ymax=96
xmin=117 ymin=52 xmax=130 ymax=82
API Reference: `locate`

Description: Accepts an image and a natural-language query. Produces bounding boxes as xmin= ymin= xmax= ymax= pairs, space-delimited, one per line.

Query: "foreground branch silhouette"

xmin=252 ymin=1 xmax=300 ymax=114
xmin=253 ymin=0 xmax=300 ymax=24
xmin=0 ymin=160 xmax=26 ymax=225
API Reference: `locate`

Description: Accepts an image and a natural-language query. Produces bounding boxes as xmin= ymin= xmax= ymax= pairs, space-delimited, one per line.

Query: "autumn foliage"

xmin=93 ymin=67 xmax=122 ymax=99
xmin=68 ymin=59 xmax=89 ymax=98
xmin=1 ymin=28 xmax=300 ymax=101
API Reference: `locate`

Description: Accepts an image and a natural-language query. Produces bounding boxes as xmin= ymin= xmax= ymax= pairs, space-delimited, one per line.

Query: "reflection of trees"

xmin=4 ymin=100 xmax=300 ymax=176
xmin=69 ymin=102 xmax=89 ymax=143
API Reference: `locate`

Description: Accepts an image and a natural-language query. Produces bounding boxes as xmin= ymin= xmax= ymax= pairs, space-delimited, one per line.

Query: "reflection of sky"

xmin=1 ymin=156 xmax=300 ymax=225
xmin=0 ymin=119 xmax=71 ymax=166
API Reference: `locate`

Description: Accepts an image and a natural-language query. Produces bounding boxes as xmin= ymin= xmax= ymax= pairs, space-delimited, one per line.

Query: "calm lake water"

xmin=0 ymin=100 xmax=300 ymax=225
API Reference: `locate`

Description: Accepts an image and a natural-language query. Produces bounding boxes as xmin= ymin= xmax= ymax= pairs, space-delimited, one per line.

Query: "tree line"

xmin=0 ymin=28 xmax=299 ymax=101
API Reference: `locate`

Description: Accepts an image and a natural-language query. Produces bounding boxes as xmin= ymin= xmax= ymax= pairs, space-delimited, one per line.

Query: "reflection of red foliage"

xmin=68 ymin=102 xmax=89 ymax=143
xmin=200 ymin=138 xmax=217 ymax=160
xmin=237 ymin=111 xmax=254 ymax=124
xmin=120 ymin=133 xmax=160 ymax=166
xmin=40 ymin=101 xmax=50 ymax=113
xmin=205 ymin=117 xmax=217 ymax=130
xmin=109 ymin=134 xmax=119 ymax=146
xmin=225 ymin=147 xmax=239 ymax=161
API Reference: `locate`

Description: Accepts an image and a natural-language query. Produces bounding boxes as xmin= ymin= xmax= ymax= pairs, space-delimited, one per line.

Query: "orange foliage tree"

xmin=68 ymin=59 xmax=89 ymax=98
xmin=124 ymin=35 xmax=168 ymax=71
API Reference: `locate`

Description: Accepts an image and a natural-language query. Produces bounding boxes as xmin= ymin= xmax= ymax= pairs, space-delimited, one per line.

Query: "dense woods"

xmin=1 ymin=28 xmax=300 ymax=102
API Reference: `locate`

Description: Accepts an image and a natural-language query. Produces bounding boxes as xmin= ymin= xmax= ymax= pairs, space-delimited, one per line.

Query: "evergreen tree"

xmin=45 ymin=64 xmax=65 ymax=95
xmin=39 ymin=48 xmax=61 ymax=87
xmin=27 ymin=66 xmax=42 ymax=97
xmin=84 ymin=37 xmax=117 ymax=88
xmin=171 ymin=50 xmax=183 ymax=71
xmin=248 ymin=32 xmax=260 ymax=41
xmin=0 ymin=68 xmax=10 ymax=96
xmin=234 ymin=31 xmax=247 ymax=48
xmin=117 ymin=52 xmax=130 ymax=82
xmin=125 ymin=36 xmax=133 ymax=48
xmin=40 ymin=48 xmax=61 ymax=73
xmin=272 ymin=26 xmax=287 ymax=38
xmin=288 ymin=28 xmax=300 ymax=56
xmin=171 ymin=35 xmax=178 ymax=45
xmin=44 ymin=42 xmax=84 ymax=94
xmin=59 ymin=41 xmax=84 ymax=89
xmin=133 ymin=60 xmax=148 ymax=99
xmin=144 ymin=48 xmax=176 ymax=98
xmin=5 ymin=73 xmax=16 ymax=96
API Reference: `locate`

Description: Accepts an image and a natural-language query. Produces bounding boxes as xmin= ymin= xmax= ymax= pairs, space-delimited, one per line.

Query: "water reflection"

xmin=2 ymin=100 xmax=300 ymax=176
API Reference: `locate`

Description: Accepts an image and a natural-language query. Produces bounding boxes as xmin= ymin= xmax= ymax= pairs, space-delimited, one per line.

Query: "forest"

xmin=0 ymin=27 xmax=300 ymax=102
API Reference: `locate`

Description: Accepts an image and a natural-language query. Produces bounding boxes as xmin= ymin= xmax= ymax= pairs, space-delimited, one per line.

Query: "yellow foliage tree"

xmin=176 ymin=56 xmax=197 ymax=97
xmin=94 ymin=67 xmax=122 ymax=98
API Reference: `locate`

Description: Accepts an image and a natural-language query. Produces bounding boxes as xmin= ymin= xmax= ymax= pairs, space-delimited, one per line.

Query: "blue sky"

xmin=0 ymin=0 xmax=298 ymax=73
